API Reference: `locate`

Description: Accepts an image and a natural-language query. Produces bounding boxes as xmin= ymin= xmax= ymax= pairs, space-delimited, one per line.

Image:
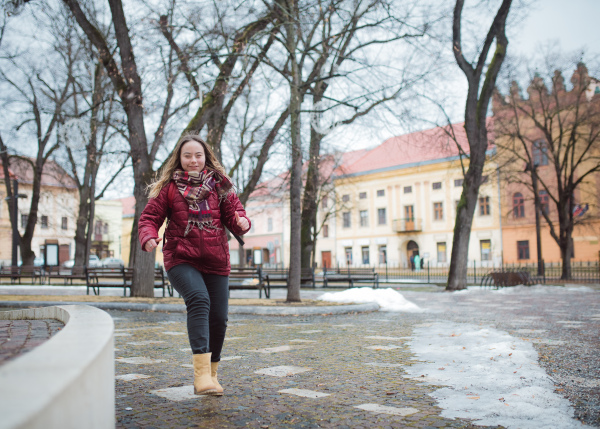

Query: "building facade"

xmin=0 ymin=158 xmax=78 ymax=265
xmin=316 ymin=124 xmax=502 ymax=269
xmin=493 ymin=64 xmax=600 ymax=264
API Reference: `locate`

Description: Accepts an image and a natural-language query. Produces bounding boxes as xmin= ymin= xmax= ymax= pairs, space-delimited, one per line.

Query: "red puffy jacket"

xmin=138 ymin=181 xmax=250 ymax=275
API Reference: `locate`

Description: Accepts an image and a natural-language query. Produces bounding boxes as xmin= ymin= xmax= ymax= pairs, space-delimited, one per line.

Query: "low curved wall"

xmin=0 ymin=305 xmax=115 ymax=429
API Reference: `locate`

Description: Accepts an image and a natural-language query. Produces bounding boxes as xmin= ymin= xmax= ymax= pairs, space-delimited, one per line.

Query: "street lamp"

xmin=4 ymin=179 xmax=27 ymax=267
xmin=525 ymin=162 xmax=543 ymax=276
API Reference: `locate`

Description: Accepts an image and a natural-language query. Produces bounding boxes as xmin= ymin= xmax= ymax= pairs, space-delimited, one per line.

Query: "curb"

xmin=0 ymin=300 xmax=380 ymax=315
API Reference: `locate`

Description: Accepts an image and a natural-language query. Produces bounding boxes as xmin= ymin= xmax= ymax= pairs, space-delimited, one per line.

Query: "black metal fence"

xmin=235 ymin=260 xmax=600 ymax=285
xmin=321 ymin=260 xmax=600 ymax=285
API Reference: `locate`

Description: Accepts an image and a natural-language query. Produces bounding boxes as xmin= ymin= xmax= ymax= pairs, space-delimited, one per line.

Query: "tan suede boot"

xmin=192 ymin=353 xmax=217 ymax=395
xmin=211 ymin=362 xmax=224 ymax=396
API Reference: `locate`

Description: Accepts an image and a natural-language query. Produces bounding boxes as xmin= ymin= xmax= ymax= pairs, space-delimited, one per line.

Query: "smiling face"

xmin=180 ymin=140 xmax=206 ymax=173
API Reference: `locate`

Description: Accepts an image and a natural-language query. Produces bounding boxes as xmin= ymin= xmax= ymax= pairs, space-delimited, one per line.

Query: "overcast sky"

xmin=511 ymin=0 xmax=599 ymax=57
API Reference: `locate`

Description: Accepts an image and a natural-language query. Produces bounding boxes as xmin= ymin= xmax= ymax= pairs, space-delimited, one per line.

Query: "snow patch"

xmin=318 ymin=287 xmax=422 ymax=312
xmin=404 ymin=321 xmax=583 ymax=428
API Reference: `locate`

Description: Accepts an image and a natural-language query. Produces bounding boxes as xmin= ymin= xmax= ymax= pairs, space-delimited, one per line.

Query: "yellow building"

xmin=316 ymin=124 xmax=503 ymax=269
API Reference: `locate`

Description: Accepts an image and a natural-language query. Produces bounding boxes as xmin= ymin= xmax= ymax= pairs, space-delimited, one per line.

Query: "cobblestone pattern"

xmin=0 ymin=319 xmax=64 ymax=365
xmin=110 ymin=287 xmax=599 ymax=428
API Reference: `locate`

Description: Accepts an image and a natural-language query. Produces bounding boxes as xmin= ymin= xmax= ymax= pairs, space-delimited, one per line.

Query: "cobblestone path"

xmin=0 ymin=319 xmax=64 ymax=365
xmin=112 ymin=286 xmax=599 ymax=428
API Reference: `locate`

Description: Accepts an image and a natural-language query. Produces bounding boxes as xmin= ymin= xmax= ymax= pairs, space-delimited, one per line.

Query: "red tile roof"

xmin=338 ymin=123 xmax=475 ymax=176
xmin=0 ymin=158 xmax=77 ymax=188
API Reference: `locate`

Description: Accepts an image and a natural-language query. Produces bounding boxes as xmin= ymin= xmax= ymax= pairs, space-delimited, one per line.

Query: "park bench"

xmin=0 ymin=265 xmax=45 ymax=284
xmin=481 ymin=270 xmax=534 ymax=288
xmin=45 ymin=266 xmax=87 ymax=285
xmin=86 ymin=266 xmax=172 ymax=296
xmin=322 ymin=267 xmax=379 ymax=289
xmin=261 ymin=267 xmax=316 ymax=288
xmin=228 ymin=267 xmax=270 ymax=298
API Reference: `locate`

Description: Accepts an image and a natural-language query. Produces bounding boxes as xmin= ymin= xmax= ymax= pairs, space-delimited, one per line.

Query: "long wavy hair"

xmin=147 ymin=135 xmax=228 ymax=198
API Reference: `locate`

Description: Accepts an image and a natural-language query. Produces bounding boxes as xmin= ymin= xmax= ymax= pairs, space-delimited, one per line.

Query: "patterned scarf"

xmin=172 ymin=169 xmax=233 ymax=236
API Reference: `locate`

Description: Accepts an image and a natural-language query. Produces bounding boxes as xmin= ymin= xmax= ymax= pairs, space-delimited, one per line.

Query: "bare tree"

xmin=0 ymin=59 xmax=73 ymax=267
xmin=493 ymin=61 xmax=600 ymax=279
xmin=157 ymin=3 xmax=279 ymax=161
xmin=446 ymin=0 xmax=513 ymax=291
xmin=62 ymin=0 xmax=195 ymax=296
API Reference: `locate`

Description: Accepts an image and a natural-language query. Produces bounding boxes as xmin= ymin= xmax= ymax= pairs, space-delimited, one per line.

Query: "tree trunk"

xmin=300 ymin=126 xmax=322 ymax=270
xmin=20 ymin=162 xmax=44 ymax=266
xmin=447 ymin=0 xmax=512 ymax=290
xmin=74 ymin=62 xmax=103 ymax=268
xmin=74 ymin=186 xmax=90 ymax=267
xmin=283 ymin=0 xmax=302 ymax=302
xmin=129 ymin=179 xmax=155 ymax=297
xmin=447 ymin=166 xmax=482 ymax=289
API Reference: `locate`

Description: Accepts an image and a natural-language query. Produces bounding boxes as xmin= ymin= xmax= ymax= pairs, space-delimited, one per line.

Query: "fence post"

xmin=473 ymin=260 xmax=476 ymax=285
xmin=386 ymin=261 xmax=388 ymax=282
xmin=542 ymin=259 xmax=545 ymax=284
xmin=427 ymin=261 xmax=430 ymax=283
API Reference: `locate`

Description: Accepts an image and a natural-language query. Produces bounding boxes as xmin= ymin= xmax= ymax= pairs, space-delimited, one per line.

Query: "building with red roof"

xmin=316 ymin=122 xmax=502 ymax=270
xmin=0 ymin=158 xmax=78 ymax=265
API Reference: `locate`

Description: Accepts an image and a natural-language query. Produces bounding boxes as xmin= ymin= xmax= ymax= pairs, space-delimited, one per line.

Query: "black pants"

xmin=167 ymin=264 xmax=228 ymax=362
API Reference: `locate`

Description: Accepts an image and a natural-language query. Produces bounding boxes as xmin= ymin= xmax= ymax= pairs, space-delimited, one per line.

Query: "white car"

xmin=88 ymin=255 xmax=102 ymax=268
xmin=63 ymin=256 xmax=102 ymax=268
xmin=101 ymin=257 xmax=124 ymax=269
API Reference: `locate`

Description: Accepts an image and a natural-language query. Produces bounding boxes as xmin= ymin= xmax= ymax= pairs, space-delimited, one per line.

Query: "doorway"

xmin=321 ymin=251 xmax=332 ymax=269
xmin=407 ymin=240 xmax=419 ymax=268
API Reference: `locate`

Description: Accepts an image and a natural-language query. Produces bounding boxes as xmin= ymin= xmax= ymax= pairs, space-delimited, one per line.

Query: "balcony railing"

xmin=392 ymin=218 xmax=422 ymax=233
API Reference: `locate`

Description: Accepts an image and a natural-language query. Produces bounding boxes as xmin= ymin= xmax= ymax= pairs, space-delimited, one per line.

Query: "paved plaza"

xmin=103 ymin=285 xmax=599 ymax=428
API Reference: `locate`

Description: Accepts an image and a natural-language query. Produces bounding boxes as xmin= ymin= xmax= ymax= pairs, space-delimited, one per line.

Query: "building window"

xmin=342 ymin=211 xmax=351 ymax=228
xmin=21 ymin=214 xmax=28 ymax=229
xmin=437 ymin=242 xmax=447 ymax=263
xmin=403 ymin=186 xmax=412 ymax=194
xmin=432 ymin=181 xmax=442 ymax=190
xmin=342 ymin=194 xmax=350 ymax=203
xmin=433 ymin=202 xmax=444 ymax=220
xmin=322 ymin=196 xmax=328 ymax=208
xmin=359 ymin=192 xmax=367 ymax=199
xmin=479 ymin=196 xmax=490 ymax=216
xmin=539 ymin=190 xmax=549 ymax=215
xmin=379 ymin=245 xmax=387 ymax=264
xmin=344 ymin=247 xmax=353 ymax=265
xmin=532 ymin=140 xmax=549 ymax=166
xmin=377 ymin=208 xmax=386 ymax=225
xmin=376 ymin=189 xmax=385 ymax=197
xmin=268 ymin=217 xmax=273 ymax=232
xmin=454 ymin=178 xmax=463 ymax=187
xmin=480 ymin=239 xmax=491 ymax=261
xmin=41 ymin=215 xmax=48 ymax=229
xmin=517 ymin=240 xmax=530 ymax=260
xmin=361 ymin=246 xmax=370 ymax=265
xmin=323 ymin=224 xmax=329 ymax=238
xmin=61 ymin=217 xmax=68 ymax=230
xmin=513 ymin=193 xmax=525 ymax=218
xmin=359 ymin=210 xmax=368 ymax=227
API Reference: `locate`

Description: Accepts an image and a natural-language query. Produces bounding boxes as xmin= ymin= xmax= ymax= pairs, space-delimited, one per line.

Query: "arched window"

xmin=532 ymin=140 xmax=548 ymax=166
xmin=513 ymin=192 xmax=525 ymax=218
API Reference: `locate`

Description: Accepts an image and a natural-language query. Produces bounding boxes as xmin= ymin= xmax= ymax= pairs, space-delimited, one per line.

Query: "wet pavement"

xmin=109 ymin=285 xmax=599 ymax=428
xmin=0 ymin=319 xmax=64 ymax=365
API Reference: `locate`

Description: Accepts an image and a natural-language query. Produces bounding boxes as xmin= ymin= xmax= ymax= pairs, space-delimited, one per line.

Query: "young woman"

xmin=139 ymin=135 xmax=250 ymax=396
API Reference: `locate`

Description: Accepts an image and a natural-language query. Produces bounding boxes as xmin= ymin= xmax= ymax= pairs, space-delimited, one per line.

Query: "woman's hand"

xmin=144 ymin=237 xmax=162 ymax=252
xmin=235 ymin=212 xmax=249 ymax=231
